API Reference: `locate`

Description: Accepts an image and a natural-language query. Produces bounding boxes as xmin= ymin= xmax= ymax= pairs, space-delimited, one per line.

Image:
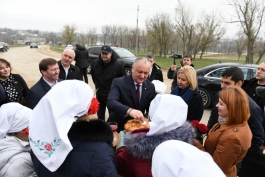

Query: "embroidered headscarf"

xmin=0 ymin=103 xmax=31 ymax=139
xmin=29 ymin=80 xmax=93 ymax=172
xmin=152 ymin=140 xmax=225 ymax=177
xmin=147 ymin=94 xmax=188 ymax=136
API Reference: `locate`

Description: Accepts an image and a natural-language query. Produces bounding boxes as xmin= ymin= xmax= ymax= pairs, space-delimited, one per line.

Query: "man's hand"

xmin=170 ymin=64 xmax=177 ymax=71
xmin=128 ymin=109 xmax=145 ymax=122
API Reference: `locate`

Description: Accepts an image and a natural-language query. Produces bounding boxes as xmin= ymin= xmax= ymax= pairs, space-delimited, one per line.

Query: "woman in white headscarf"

xmin=152 ymin=140 xmax=225 ymax=177
xmin=0 ymin=102 xmax=36 ymax=177
xmin=29 ymin=80 xmax=117 ymax=177
xmin=116 ymin=94 xmax=196 ymax=177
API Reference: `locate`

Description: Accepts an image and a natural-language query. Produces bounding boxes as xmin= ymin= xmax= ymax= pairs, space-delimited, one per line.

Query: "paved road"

xmin=0 ymin=45 xmax=211 ymax=124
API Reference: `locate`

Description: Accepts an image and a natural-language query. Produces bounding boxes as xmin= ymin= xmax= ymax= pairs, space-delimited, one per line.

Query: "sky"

xmin=0 ymin=0 xmax=263 ymax=38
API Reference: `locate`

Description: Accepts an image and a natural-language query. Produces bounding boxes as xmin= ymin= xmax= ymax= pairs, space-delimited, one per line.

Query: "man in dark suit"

xmin=146 ymin=54 xmax=163 ymax=82
xmin=107 ymin=58 xmax=156 ymax=132
xmin=58 ymin=49 xmax=82 ymax=80
xmin=27 ymin=58 xmax=61 ymax=109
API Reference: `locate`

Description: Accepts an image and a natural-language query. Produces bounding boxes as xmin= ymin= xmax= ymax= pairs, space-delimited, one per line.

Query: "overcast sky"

xmin=0 ymin=0 xmax=263 ymax=38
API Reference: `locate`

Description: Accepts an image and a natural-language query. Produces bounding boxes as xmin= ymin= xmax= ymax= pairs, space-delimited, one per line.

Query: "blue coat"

xmin=107 ymin=75 xmax=156 ymax=132
xmin=31 ymin=119 xmax=118 ymax=177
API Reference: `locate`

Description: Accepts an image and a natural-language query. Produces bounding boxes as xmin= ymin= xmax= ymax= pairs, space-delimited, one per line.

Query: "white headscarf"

xmin=147 ymin=94 xmax=187 ymax=136
xmin=29 ymin=80 xmax=93 ymax=172
xmin=0 ymin=103 xmax=31 ymax=139
xmin=151 ymin=80 xmax=167 ymax=94
xmin=152 ymin=140 xmax=225 ymax=177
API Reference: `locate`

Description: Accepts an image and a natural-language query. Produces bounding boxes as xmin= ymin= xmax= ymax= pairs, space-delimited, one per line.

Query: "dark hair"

xmin=183 ymin=54 xmax=192 ymax=61
xmin=0 ymin=58 xmax=11 ymax=67
xmin=0 ymin=58 xmax=12 ymax=73
xmin=39 ymin=58 xmax=57 ymax=72
xmin=221 ymin=67 xmax=244 ymax=83
xmin=75 ymin=44 xmax=82 ymax=48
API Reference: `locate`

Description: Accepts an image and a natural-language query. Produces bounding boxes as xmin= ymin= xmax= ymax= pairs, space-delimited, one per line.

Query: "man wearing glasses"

xmin=146 ymin=54 xmax=163 ymax=82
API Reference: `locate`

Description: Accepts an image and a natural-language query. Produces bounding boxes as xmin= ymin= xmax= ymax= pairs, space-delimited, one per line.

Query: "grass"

xmin=50 ymin=45 xmax=65 ymax=53
xmin=9 ymin=44 xmax=26 ymax=48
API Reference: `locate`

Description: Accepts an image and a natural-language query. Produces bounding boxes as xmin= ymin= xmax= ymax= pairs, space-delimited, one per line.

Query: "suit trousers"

xmin=97 ymin=101 xmax=107 ymax=121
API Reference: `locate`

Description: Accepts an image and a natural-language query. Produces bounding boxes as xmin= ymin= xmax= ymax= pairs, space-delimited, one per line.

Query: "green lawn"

xmin=50 ymin=45 xmax=65 ymax=53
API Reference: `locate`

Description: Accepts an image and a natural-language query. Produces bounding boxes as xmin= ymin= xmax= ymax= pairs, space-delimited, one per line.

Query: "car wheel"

xmin=125 ymin=67 xmax=131 ymax=75
xmin=87 ymin=63 xmax=91 ymax=74
xmin=198 ymin=87 xmax=211 ymax=108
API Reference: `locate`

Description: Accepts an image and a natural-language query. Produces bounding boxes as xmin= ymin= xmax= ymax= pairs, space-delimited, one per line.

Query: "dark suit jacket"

xmin=26 ymin=77 xmax=61 ymax=109
xmin=58 ymin=61 xmax=82 ymax=81
xmin=107 ymin=75 xmax=156 ymax=132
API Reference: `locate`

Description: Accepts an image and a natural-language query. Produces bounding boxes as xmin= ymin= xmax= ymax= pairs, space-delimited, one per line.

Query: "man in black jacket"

xmin=74 ymin=44 xmax=89 ymax=83
xmin=91 ymin=45 xmax=126 ymax=121
xmin=58 ymin=49 xmax=82 ymax=81
xmin=206 ymin=67 xmax=264 ymax=177
xmin=146 ymin=54 xmax=163 ymax=82
xmin=167 ymin=54 xmax=194 ymax=91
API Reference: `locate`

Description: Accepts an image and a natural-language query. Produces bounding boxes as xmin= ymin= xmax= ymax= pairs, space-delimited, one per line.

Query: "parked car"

xmin=87 ymin=46 xmax=138 ymax=75
xmin=0 ymin=42 xmax=8 ymax=52
xmin=30 ymin=42 xmax=38 ymax=48
xmin=197 ymin=63 xmax=258 ymax=108
xmin=65 ymin=44 xmax=74 ymax=50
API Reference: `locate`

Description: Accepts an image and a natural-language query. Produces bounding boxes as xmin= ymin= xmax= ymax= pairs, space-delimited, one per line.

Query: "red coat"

xmin=116 ymin=147 xmax=152 ymax=177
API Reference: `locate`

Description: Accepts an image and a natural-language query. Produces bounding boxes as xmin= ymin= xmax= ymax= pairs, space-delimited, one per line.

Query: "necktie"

xmin=136 ymin=84 xmax=140 ymax=107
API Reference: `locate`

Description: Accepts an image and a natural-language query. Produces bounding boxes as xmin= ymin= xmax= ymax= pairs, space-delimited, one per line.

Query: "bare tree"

xmin=86 ymin=28 xmax=97 ymax=46
xmin=146 ymin=13 xmax=174 ymax=57
xmin=117 ymin=26 xmax=128 ymax=47
xmin=198 ymin=13 xmax=225 ymax=59
xmin=229 ymin=0 xmax=265 ymax=63
xmin=109 ymin=25 xmax=118 ymax=46
xmin=174 ymin=0 xmax=193 ymax=55
xmin=101 ymin=25 xmax=111 ymax=45
xmin=254 ymin=37 xmax=265 ymax=64
xmin=235 ymin=31 xmax=246 ymax=60
xmin=62 ymin=24 xmax=77 ymax=45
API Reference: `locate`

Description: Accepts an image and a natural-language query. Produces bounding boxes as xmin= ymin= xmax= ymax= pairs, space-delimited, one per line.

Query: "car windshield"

xmin=31 ymin=43 xmax=37 ymax=45
xmin=112 ymin=48 xmax=135 ymax=58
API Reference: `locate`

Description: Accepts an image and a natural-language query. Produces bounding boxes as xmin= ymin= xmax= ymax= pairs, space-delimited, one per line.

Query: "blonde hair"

xmin=219 ymin=87 xmax=250 ymax=125
xmin=177 ymin=66 xmax=197 ymax=90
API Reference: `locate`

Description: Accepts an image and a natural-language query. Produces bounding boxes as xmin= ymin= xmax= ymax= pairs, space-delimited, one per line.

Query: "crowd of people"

xmin=0 ymin=44 xmax=265 ymax=177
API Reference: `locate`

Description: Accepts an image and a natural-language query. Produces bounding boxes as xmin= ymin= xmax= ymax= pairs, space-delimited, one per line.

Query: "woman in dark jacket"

xmin=171 ymin=65 xmax=203 ymax=121
xmin=29 ymin=80 xmax=117 ymax=177
xmin=74 ymin=44 xmax=89 ymax=83
xmin=0 ymin=58 xmax=28 ymax=106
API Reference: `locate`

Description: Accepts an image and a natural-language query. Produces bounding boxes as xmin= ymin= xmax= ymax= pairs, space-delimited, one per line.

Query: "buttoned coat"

xmin=195 ymin=122 xmax=252 ymax=177
xmin=26 ymin=77 xmax=61 ymax=109
xmin=107 ymin=75 xmax=156 ymax=132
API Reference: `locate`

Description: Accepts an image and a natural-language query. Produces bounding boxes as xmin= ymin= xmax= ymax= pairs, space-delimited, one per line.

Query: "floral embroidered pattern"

xmin=30 ymin=138 xmax=61 ymax=157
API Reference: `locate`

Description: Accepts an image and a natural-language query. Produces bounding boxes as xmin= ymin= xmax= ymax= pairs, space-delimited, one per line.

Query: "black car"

xmin=30 ymin=42 xmax=38 ymax=48
xmin=87 ymin=46 xmax=138 ymax=75
xmin=197 ymin=63 xmax=258 ymax=108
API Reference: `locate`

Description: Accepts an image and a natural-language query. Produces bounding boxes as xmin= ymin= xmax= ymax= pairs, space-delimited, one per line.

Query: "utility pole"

xmin=136 ymin=5 xmax=139 ymax=56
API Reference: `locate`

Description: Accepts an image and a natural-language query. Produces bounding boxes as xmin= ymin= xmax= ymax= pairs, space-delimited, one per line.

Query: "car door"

xmin=203 ymin=67 xmax=228 ymax=96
